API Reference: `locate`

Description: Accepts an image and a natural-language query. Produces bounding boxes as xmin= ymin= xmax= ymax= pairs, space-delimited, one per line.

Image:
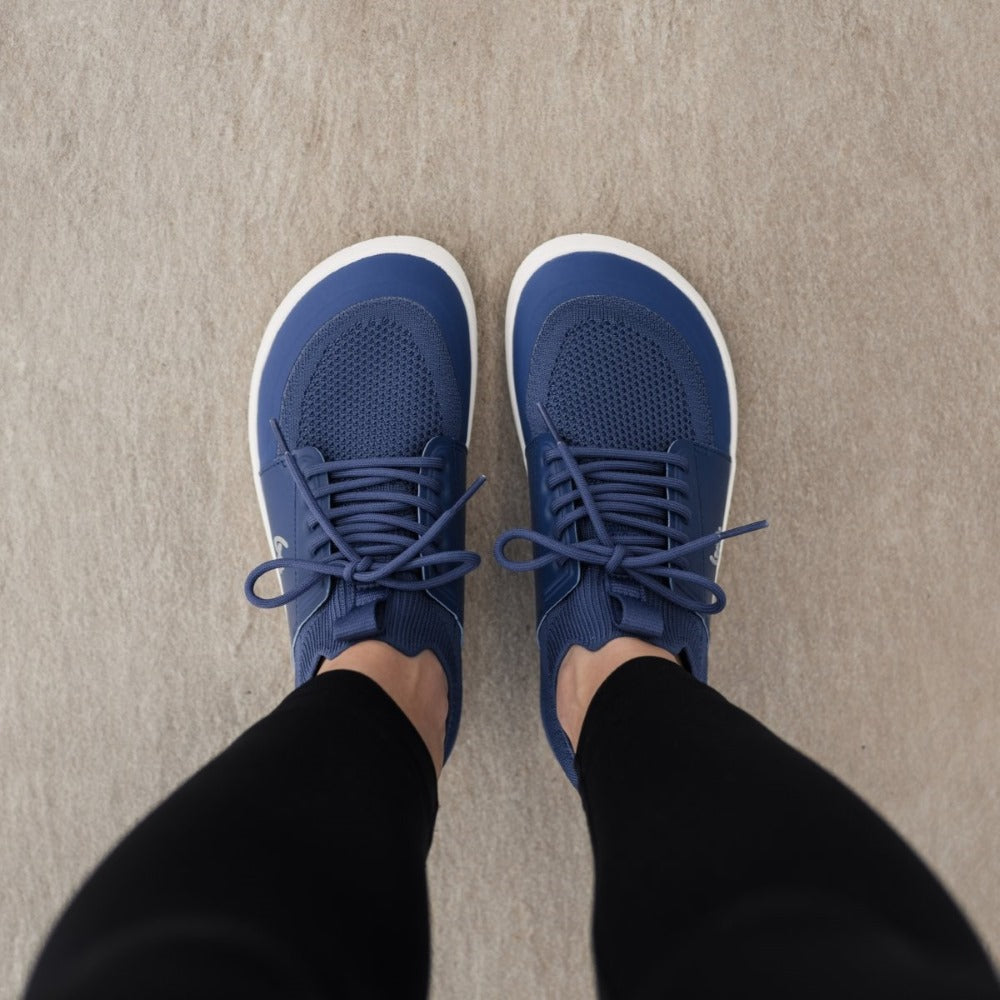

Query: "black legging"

xmin=25 ymin=659 xmax=999 ymax=999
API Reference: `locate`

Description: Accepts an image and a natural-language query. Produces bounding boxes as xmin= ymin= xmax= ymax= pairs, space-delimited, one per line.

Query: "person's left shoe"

xmin=245 ymin=236 xmax=484 ymax=761
xmin=495 ymin=234 xmax=766 ymax=784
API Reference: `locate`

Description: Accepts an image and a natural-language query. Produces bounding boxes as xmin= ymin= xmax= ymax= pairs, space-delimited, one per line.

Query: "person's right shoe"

xmin=495 ymin=234 xmax=766 ymax=785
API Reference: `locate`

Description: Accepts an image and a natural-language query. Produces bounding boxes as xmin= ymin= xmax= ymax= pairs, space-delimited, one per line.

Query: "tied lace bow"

xmin=246 ymin=420 xmax=485 ymax=608
xmin=494 ymin=406 xmax=767 ymax=616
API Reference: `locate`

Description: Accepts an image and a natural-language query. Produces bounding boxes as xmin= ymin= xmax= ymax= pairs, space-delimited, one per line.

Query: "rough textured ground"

xmin=3 ymin=2 xmax=999 ymax=996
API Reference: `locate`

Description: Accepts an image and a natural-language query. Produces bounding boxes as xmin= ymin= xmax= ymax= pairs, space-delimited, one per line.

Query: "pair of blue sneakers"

xmin=245 ymin=235 xmax=765 ymax=785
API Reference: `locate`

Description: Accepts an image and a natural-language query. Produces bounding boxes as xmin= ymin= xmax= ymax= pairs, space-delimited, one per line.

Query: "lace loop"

xmin=494 ymin=404 xmax=766 ymax=616
xmin=246 ymin=420 xmax=484 ymax=609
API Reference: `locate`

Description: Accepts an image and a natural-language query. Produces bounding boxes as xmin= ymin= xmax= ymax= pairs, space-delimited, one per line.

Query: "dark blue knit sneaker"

xmin=495 ymin=234 xmax=766 ymax=785
xmin=245 ymin=237 xmax=484 ymax=762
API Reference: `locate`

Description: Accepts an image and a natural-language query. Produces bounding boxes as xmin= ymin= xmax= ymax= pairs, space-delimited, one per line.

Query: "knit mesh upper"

xmin=527 ymin=295 xmax=713 ymax=450
xmin=280 ymin=297 xmax=460 ymax=460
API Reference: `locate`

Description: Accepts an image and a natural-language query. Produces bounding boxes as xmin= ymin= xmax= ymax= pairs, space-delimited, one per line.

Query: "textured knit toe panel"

xmin=525 ymin=295 xmax=713 ymax=449
xmin=280 ymin=296 xmax=462 ymax=459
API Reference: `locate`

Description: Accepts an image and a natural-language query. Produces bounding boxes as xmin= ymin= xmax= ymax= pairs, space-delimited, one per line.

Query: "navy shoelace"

xmin=494 ymin=406 xmax=767 ymax=616
xmin=246 ymin=420 xmax=485 ymax=609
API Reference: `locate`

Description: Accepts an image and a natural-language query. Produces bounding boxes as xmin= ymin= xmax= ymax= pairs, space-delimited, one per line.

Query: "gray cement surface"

xmin=3 ymin=2 xmax=999 ymax=996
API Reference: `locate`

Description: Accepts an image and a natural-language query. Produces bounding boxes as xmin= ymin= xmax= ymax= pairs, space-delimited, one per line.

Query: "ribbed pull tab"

xmin=607 ymin=577 xmax=663 ymax=638
xmin=333 ymin=588 xmax=383 ymax=642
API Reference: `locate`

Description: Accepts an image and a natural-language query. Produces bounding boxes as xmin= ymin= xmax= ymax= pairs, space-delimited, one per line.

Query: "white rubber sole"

xmin=248 ymin=235 xmax=478 ymax=555
xmin=504 ymin=232 xmax=739 ymax=539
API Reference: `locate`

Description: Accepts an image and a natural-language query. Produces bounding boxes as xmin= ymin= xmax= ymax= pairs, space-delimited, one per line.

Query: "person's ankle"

xmin=317 ymin=641 xmax=448 ymax=776
xmin=556 ymin=638 xmax=679 ymax=751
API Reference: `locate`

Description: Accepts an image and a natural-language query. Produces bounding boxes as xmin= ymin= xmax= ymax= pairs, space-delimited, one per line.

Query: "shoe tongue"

xmin=293 ymin=444 xmax=326 ymax=470
xmin=577 ymin=507 xmax=657 ymax=541
xmin=577 ymin=518 xmax=632 ymax=544
xmin=296 ymin=445 xmax=417 ymax=511
xmin=573 ymin=464 xmax=671 ymax=549
xmin=294 ymin=446 xmax=423 ymax=586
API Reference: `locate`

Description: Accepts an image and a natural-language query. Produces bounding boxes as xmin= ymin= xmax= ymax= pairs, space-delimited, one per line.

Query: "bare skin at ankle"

xmin=317 ymin=641 xmax=448 ymax=777
xmin=556 ymin=637 xmax=680 ymax=751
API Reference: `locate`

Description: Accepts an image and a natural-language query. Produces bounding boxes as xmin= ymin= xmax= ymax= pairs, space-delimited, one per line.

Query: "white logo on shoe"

xmin=708 ymin=527 xmax=723 ymax=568
xmin=273 ymin=535 xmax=289 ymax=557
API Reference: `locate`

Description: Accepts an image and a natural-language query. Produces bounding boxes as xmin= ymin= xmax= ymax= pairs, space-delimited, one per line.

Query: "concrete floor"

xmin=3 ymin=2 xmax=999 ymax=996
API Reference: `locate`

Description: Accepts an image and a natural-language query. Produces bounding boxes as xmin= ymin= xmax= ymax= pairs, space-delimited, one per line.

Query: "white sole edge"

xmin=248 ymin=236 xmax=478 ymax=557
